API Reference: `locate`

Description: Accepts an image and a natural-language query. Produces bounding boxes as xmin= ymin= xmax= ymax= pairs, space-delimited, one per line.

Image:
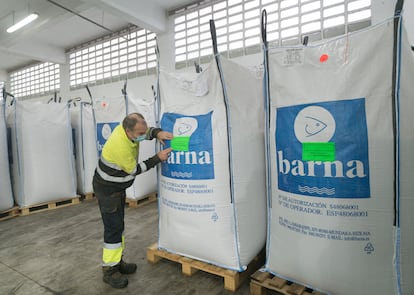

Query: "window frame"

xmin=172 ymin=0 xmax=372 ymax=69
xmin=68 ymin=25 xmax=157 ymax=90
xmin=9 ymin=62 xmax=60 ymax=99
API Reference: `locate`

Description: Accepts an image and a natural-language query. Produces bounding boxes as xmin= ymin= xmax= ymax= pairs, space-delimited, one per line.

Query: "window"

xmin=68 ymin=25 xmax=156 ymax=89
xmin=172 ymin=0 xmax=371 ymax=67
xmin=10 ymin=62 xmax=60 ymax=99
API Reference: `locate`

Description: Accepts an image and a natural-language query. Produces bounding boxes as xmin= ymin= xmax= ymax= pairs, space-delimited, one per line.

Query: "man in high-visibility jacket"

xmin=93 ymin=112 xmax=172 ymax=289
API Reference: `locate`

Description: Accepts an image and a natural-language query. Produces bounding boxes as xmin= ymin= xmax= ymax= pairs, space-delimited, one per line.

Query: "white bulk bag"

xmin=264 ymin=17 xmax=414 ymax=295
xmin=126 ymin=97 xmax=157 ymax=200
xmin=8 ymin=101 xmax=77 ymax=207
xmin=0 ymin=100 xmax=14 ymax=211
xmin=94 ymin=97 xmax=127 ymax=156
xmin=94 ymin=94 xmax=158 ymax=201
xmin=157 ymin=57 xmax=266 ymax=271
xmin=70 ymin=102 xmax=98 ymax=195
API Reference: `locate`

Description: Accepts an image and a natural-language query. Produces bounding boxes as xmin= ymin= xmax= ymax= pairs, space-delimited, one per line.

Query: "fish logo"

xmin=173 ymin=117 xmax=198 ymax=136
xmin=176 ymin=122 xmax=192 ymax=135
xmin=304 ymin=116 xmax=327 ymax=137
xmin=294 ymin=106 xmax=335 ymax=143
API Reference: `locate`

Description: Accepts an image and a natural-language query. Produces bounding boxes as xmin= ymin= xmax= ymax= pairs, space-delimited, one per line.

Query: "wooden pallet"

xmin=147 ymin=243 xmax=265 ymax=292
xmin=126 ymin=192 xmax=157 ymax=208
xmin=20 ymin=196 xmax=81 ymax=216
xmin=250 ymin=270 xmax=326 ymax=295
xmin=81 ymin=192 xmax=95 ymax=201
xmin=0 ymin=206 xmax=20 ymax=221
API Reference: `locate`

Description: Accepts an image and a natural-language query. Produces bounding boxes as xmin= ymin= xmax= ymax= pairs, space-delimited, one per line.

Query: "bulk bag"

xmin=94 ymin=91 xmax=158 ymax=201
xmin=8 ymin=101 xmax=77 ymax=207
xmin=157 ymin=55 xmax=266 ymax=271
xmin=70 ymin=102 xmax=98 ymax=195
xmin=263 ymin=14 xmax=414 ymax=295
xmin=0 ymin=100 xmax=14 ymax=211
xmin=94 ymin=96 xmax=127 ymax=156
xmin=125 ymin=96 xmax=157 ymax=200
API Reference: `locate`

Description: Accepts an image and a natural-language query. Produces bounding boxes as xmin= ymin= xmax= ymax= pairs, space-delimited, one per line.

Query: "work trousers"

xmin=93 ymin=178 xmax=126 ymax=266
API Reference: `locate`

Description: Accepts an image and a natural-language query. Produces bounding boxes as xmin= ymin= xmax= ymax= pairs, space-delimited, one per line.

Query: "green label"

xmin=302 ymin=142 xmax=336 ymax=161
xmin=171 ymin=136 xmax=190 ymax=151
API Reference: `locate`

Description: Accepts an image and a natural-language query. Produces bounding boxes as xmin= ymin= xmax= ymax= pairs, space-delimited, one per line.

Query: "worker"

xmin=92 ymin=112 xmax=173 ymax=289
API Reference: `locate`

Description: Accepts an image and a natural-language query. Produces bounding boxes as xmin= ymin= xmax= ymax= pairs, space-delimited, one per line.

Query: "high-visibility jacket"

xmin=94 ymin=124 xmax=161 ymax=192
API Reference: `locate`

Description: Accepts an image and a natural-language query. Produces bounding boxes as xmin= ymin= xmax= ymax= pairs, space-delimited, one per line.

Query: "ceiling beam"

xmin=0 ymin=69 xmax=8 ymax=81
xmin=0 ymin=41 xmax=66 ymax=67
xmin=90 ymin=0 xmax=167 ymax=33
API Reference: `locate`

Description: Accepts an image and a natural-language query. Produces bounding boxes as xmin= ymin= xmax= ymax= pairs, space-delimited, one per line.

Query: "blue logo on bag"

xmin=161 ymin=112 xmax=214 ymax=180
xmin=96 ymin=122 xmax=119 ymax=155
xmin=276 ymin=98 xmax=370 ymax=198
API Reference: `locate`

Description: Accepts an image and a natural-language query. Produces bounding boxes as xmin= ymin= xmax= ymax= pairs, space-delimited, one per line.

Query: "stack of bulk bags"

xmin=0 ymin=100 xmax=14 ymax=211
xmin=70 ymin=102 xmax=98 ymax=195
xmin=157 ymin=54 xmax=266 ymax=270
xmin=263 ymin=12 xmax=414 ymax=295
xmin=8 ymin=101 xmax=77 ymax=207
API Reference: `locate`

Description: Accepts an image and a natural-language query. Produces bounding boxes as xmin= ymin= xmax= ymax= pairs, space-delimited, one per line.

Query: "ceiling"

xmin=0 ymin=0 xmax=193 ymax=75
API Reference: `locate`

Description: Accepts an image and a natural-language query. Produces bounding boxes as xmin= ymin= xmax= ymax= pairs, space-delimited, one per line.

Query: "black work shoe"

xmin=119 ymin=259 xmax=137 ymax=274
xmin=102 ymin=265 xmax=128 ymax=289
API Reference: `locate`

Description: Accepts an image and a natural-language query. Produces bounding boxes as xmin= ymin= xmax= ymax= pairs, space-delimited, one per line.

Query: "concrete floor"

xmin=0 ymin=199 xmax=252 ymax=295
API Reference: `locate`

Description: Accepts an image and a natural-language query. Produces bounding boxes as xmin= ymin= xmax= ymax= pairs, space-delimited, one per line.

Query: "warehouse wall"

xmin=10 ymin=0 xmax=414 ymax=103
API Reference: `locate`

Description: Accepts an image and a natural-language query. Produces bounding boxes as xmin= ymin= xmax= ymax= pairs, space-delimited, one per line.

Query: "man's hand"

xmin=157 ymin=147 xmax=172 ymax=161
xmin=156 ymin=131 xmax=173 ymax=145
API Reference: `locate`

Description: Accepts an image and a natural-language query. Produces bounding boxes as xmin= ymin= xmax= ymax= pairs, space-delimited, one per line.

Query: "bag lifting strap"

xmin=209 ymin=19 xmax=235 ymax=204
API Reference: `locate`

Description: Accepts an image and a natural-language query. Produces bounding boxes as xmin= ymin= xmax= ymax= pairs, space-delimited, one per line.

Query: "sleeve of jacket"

xmin=134 ymin=154 xmax=161 ymax=176
xmin=146 ymin=127 xmax=162 ymax=140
